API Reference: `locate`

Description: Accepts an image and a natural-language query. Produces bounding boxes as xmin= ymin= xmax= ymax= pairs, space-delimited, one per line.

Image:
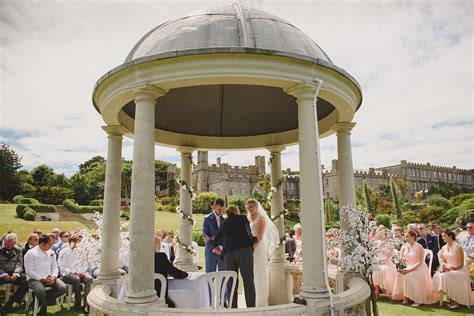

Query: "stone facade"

xmin=376 ymin=160 xmax=474 ymax=199
xmin=192 ymin=154 xmax=474 ymax=201
xmin=192 ymin=151 xmax=265 ymax=197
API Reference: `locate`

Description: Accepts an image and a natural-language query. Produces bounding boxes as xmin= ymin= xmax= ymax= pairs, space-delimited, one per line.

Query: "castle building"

xmin=192 ymin=151 xmax=266 ymax=197
xmin=192 ymin=153 xmax=474 ymax=201
xmin=376 ymin=160 xmax=474 ymax=199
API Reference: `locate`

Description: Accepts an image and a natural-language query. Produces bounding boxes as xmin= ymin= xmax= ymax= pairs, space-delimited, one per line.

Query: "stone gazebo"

xmin=88 ymin=3 xmax=369 ymax=316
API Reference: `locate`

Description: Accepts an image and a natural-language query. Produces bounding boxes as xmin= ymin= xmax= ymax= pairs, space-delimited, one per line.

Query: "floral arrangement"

xmin=175 ymin=177 xmax=194 ymax=199
xmin=270 ymin=208 xmax=288 ymax=222
xmin=176 ymin=206 xmax=195 ymax=226
xmin=266 ymin=175 xmax=287 ymax=202
xmin=393 ymin=256 xmax=407 ymax=272
xmin=175 ymin=233 xmax=197 ymax=255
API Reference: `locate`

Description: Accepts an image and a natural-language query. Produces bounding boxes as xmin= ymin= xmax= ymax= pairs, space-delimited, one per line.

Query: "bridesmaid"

xmin=432 ymin=229 xmax=472 ymax=309
xmin=392 ymin=230 xmax=435 ymax=306
xmin=372 ymin=227 xmax=397 ymax=298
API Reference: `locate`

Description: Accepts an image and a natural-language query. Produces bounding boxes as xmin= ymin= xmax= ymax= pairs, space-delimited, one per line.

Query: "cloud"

xmin=0 ymin=0 xmax=472 ymax=177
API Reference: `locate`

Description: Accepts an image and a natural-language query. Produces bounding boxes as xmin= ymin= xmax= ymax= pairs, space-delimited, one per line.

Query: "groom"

xmin=203 ymin=198 xmax=225 ymax=272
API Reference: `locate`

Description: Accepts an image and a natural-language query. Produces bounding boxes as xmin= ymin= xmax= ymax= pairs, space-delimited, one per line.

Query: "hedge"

xmin=63 ymin=199 xmax=103 ymax=213
xmin=16 ymin=204 xmax=56 ymax=219
xmin=13 ymin=195 xmax=40 ymax=205
xmin=23 ymin=207 xmax=37 ymax=221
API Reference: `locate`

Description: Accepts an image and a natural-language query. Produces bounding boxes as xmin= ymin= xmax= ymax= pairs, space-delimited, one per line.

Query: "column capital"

xmin=177 ymin=146 xmax=196 ymax=155
xmin=266 ymin=145 xmax=286 ymax=154
xmin=284 ymin=80 xmax=323 ymax=102
xmin=132 ymin=84 xmax=168 ymax=103
xmin=332 ymin=122 xmax=356 ymax=135
xmin=102 ymin=125 xmax=128 ymax=137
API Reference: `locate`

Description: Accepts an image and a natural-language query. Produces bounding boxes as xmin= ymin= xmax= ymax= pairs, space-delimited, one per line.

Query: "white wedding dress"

xmin=250 ymin=203 xmax=279 ymax=307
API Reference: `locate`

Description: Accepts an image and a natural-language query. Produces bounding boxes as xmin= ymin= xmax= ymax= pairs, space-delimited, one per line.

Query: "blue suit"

xmin=203 ymin=212 xmax=224 ymax=272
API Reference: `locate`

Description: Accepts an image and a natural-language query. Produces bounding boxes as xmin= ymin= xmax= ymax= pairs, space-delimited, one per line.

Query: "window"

xmin=325 ymin=179 xmax=329 ymax=185
xmin=448 ymin=173 xmax=452 ymax=180
xmin=414 ymin=182 xmax=417 ymax=189
xmin=229 ymin=188 xmax=235 ymax=195
xmin=241 ymin=188 xmax=246 ymax=195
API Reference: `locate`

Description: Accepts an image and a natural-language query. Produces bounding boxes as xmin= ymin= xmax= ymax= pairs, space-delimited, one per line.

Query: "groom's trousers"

xmin=223 ymin=246 xmax=256 ymax=308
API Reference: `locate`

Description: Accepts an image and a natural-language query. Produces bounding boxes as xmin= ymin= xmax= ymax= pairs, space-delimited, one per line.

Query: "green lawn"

xmin=378 ymin=296 xmax=473 ymax=315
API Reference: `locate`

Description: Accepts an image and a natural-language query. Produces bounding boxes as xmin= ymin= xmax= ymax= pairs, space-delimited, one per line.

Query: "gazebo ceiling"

xmin=93 ymin=3 xmax=362 ymax=149
xmin=122 ymin=84 xmax=334 ymax=137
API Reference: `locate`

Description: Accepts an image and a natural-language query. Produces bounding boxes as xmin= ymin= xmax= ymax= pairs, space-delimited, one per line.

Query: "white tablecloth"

xmin=168 ymin=272 xmax=210 ymax=308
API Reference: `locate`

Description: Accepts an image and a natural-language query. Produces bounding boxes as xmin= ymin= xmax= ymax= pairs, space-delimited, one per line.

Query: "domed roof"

xmin=125 ymin=3 xmax=333 ymax=64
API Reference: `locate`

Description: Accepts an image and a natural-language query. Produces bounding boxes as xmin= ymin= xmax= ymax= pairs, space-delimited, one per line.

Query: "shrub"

xmin=23 ymin=207 xmax=37 ymax=221
xmin=166 ymin=205 xmax=177 ymax=213
xmin=63 ymin=199 xmax=102 ymax=213
xmin=90 ymin=199 xmax=103 ymax=206
xmin=160 ymin=196 xmax=178 ymax=206
xmin=375 ymin=214 xmax=391 ymax=228
xmin=450 ymin=193 xmax=474 ymax=207
xmin=192 ymin=231 xmax=204 ymax=246
xmin=156 ymin=204 xmax=166 ymax=212
xmin=325 ymin=222 xmax=340 ymax=230
xmin=227 ymin=195 xmax=247 ymax=213
xmin=13 ymin=195 xmax=39 ymax=204
xmin=425 ymin=194 xmax=451 ymax=209
xmin=460 ymin=198 xmax=474 ymax=211
xmin=16 ymin=204 xmax=27 ymax=218
xmin=418 ymin=205 xmax=445 ymax=223
xmin=440 ymin=206 xmax=461 ymax=225
xmin=193 ymin=192 xmax=218 ymax=214
xmin=456 ymin=209 xmax=474 ymax=227
xmin=120 ymin=209 xmax=130 ymax=220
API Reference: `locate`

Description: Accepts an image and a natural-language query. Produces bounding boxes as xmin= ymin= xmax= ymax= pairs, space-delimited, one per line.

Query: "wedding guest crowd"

xmin=324 ymin=220 xmax=474 ymax=310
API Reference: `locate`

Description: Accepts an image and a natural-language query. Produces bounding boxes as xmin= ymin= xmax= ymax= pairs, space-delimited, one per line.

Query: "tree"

xmin=79 ymin=156 xmax=105 ymax=174
xmin=0 ymin=143 xmax=22 ymax=200
xmin=363 ymin=180 xmax=374 ymax=215
xmin=390 ymin=177 xmax=401 ymax=219
xmin=31 ymin=164 xmax=55 ymax=187
xmin=394 ymin=176 xmax=409 ymax=199
xmin=121 ymin=159 xmax=132 ymax=205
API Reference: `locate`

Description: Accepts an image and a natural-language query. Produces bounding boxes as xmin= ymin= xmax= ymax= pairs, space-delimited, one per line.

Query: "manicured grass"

xmin=0 ymin=204 xmax=88 ymax=244
xmin=377 ymin=296 xmax=473 ymax=315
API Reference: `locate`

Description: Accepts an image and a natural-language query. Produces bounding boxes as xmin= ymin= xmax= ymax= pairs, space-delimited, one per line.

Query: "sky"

xmin=0 ymin=0 xmax=473 ymax=176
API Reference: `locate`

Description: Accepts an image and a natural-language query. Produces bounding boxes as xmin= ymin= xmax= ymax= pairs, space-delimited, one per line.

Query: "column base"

xmin=300 ymin=285 xmax=331 ymax=300
xmin=124 ymin=289 xmax=158 ymax=305
xmin=268 ymin=260 xmax=292 ymax=304
xmin=96 ymin=270 xmax=121 ymax=282
xmin=174 ymin=259 xmax=198 ymax=272
xmin=114 ymin=298 xmax=166 ymax=316
xmin=94 ymin=272 xmax=122 ymax=297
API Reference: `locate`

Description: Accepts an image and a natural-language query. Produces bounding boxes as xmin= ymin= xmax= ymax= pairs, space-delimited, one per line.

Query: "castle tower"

xmin=255 ymin=155 xmax=266 ymax=176
xmin=195 ymin=151 xmax=209 ymax=193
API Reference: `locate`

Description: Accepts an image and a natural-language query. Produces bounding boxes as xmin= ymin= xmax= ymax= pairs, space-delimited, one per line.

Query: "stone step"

xmin=55 ymin=205 xmax=98 ymax=230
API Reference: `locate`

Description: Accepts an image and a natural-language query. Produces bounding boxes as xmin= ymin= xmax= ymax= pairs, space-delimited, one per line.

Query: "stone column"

xmin=96 ymin=126 xmax=127 ymax=289
xmin=174 ymin=146 xmax=198 ymax=272
xmin=125 ymin=85 xmax=167 ymax=305
xmin=333 ymin=122 xmax=357 ymax=231
xmin=267 ymin=145 xmax=292 ymax=304
xmin=285 ymin=81 xmax=330 ymax=300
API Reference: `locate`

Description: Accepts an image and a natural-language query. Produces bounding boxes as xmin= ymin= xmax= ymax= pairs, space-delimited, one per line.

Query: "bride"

xmin=245 ymin=198 xmax=280 ymax=306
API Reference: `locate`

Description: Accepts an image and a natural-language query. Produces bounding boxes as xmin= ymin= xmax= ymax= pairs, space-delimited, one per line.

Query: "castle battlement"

xmin=405 ymin=161 xmax=471 ymax=172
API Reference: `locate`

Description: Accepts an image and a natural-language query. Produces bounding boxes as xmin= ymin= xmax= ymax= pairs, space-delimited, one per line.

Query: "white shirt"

xmin=24 ymin=246 xmax=58 ymax=281
xmin=159 ymin=242 xmax=170 ymax=260
xmin=213 ymin=211 xmax=221 ymax=227
xmin=58 ymin=246 xmax=86 ymax=275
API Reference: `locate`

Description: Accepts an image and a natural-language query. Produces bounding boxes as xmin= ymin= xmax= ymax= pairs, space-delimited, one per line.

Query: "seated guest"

xmin=156 ymin=230 xmax=171 ymax=260
xmin=293 ymin=224 xmax=302 ymax=249
xmin=23 ymin=233 xmax=39 ymax=257
xmin=392 ymin=230 xmax=435 ymax=306
xmin=58 ymin=236 xmax=93 ymax=312
xmin=52 ymin=231 xmax=70 ymax=257
xmin=461 ymin=222 xmax=474 ymax=265
xmin=0 ymin=233 xmax=28 ymax=313
xmin=417 ymin=224 xmax=429 ymax=249
xmin=392 ymin=226 xmax=404 ymax=250
xmin=154 ymin=234 xmax=188 ymax=308
xmin=372 ymin=228 xmax=397 ymax=298
xmin=432 ymin=229 xmax=472 ymax=309
xmin=165 ymin=230 xmax=176 ymax=263
xmin=428 ymin=223 xmax=445 ymax=276
xmin=24 ymin=234 xmax=67 ymax=316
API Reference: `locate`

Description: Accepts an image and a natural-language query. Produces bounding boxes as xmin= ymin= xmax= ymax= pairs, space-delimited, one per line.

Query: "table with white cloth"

xmin=168 ymin=271 xmax=210 ymax=308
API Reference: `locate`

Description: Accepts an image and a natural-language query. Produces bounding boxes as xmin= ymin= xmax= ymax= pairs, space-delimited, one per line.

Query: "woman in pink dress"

xmin=372 ymin=227 xmax=397 ymax=298
xmin=432 ymin=229 xmax=472 ymax=309
xmin=392 ymin=230 xmax=435 ymax=306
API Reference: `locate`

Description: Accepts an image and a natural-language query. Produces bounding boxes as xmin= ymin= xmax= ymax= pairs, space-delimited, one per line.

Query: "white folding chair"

xmin=0 ymin=283 xmax=13 ymax=304
xmin=117 ymin=274 xmax=166 ymax=302
xmin=57 ymin=283 xmax=74 ymax=310
xmin=424 ymin=249 xmax=433 ymax=276
xmin=194 ymin=271 xmax=237 ymax=309
xmin=154 ymin=273 xmax=167 ymax=299
xmin=25 ymin=287 xmax=62 ymax=316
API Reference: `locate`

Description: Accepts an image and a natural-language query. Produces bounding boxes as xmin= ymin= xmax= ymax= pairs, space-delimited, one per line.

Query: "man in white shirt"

xmin=461 ymin=222 xmax=474 ymax=265
xmin=59 ymin=235 xmax=93 ymax=312
xmin=24 ymin=234 xmax=67 ymax=316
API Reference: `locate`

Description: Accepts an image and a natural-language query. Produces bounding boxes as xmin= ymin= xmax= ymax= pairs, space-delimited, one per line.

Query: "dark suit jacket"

xmin=212 ymin=214 xmax=256 ymax=258
xmin=427 ymin=233 xmax=445 ymax=274
xmin=0 ymin=245 xmax=23 ymax=275
xmin=154 ymin=252 xmax=188 ymax=308
xmin=416 ymin=236 xmax=428 ymax=249
xmin=285 ymin=238 xmax=297 ymax=259
xmin=203 ymin=212 xmax=224 ymax=249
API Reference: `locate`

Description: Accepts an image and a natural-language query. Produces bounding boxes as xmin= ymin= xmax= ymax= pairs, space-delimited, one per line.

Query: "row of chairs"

xmin=0 ymin=283 xmax=74 ymax=316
